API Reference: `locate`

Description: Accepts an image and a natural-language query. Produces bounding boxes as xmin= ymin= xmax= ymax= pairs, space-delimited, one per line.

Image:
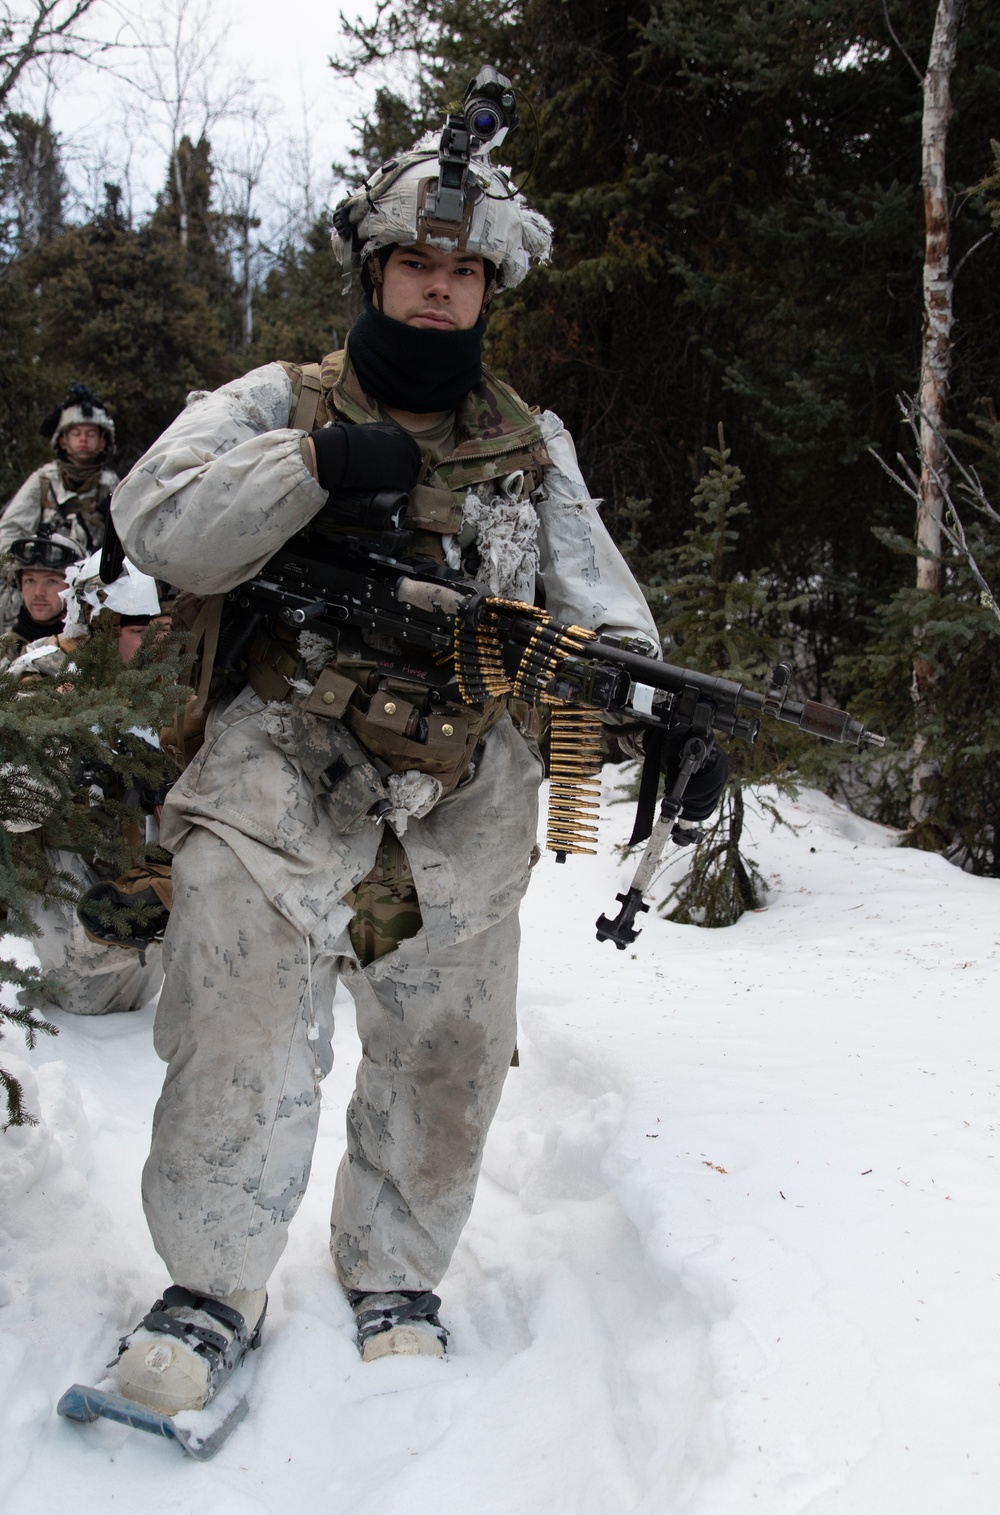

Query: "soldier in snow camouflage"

xmin=105 ymin=100 xmax=663 ymax=1415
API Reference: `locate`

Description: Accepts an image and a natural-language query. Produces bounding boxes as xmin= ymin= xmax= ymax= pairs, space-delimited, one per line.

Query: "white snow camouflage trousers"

xmin=28 ymin=847 xmax=163 ymax=1016
xmin=144 ymin=826 xmax=520 ymax=1297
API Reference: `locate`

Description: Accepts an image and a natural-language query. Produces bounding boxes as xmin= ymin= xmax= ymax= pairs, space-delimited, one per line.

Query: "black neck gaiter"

xmin=348 ymin=296 xmax=485 ymax=413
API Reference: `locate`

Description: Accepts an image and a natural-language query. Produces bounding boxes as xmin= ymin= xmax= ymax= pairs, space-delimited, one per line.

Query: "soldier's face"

xmin=62 ymin=424 xmax=104 ymax=462
xmin=380 ymin=245 xmax=486 ymax=331
xmin=20 ymin=569 xmax=67 ymax=622
xmin=117 ymin=615 xmax=170 ymax=664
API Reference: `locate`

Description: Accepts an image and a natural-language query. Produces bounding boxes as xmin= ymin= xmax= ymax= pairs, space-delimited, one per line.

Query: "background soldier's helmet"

xmin=331 ymin=143 xmax=553 ymax=293
xmin=62 ymin=549 xmax=161 ymax=629
xmin=41 ymin=382 xmax=116 ymax=451
xmin=9 ymin=531 xmax=85 ymax=580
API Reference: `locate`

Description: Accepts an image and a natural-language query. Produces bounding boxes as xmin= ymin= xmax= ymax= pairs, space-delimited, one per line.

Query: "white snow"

xmin=2 ymin=777 xmax=999 ymax=1512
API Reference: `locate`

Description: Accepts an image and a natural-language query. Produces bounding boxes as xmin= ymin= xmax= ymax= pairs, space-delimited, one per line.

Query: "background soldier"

xmin=4 ymin=551 xmax=168 ymax=1017
xmin=105 ymin=76 xmax=726 ymax=1425
xmin=0 ymin=384 xmax=118 ymax=634
xmin=0 ymin=531 xmax=84 ymax=654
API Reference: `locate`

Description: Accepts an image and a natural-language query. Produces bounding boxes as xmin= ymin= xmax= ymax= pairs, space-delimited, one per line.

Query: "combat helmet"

xmin=8 ymin=530 xmax=85 ymax=578
xmin=331 ymin=66 xmax=552 ymax=295
xmin=41 ymin=382 xmax=115 ymax=451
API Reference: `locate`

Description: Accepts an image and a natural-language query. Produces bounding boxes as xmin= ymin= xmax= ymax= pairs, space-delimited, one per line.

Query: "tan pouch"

xmin=343 ymin=699 xmax=480 ymax=794
xmin=303 ymin=666 xmax=358 ymax=719
xmin=406 ymin=484 xmax=466 ymax=534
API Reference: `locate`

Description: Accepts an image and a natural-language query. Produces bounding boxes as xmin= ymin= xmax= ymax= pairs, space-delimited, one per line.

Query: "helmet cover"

xmin=331 ymin=141 xmax=552 ymax=293
xmin=41 ymin=383 xmax=116 ymax=450
xmin=62 ymin=550 xmax=161 ymax=629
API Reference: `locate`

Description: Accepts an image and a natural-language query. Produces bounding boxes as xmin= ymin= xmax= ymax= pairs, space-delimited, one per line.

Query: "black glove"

xmin=660 ymin=732 xmax=730 ymax=821
xmin=310 ymin=422 xmax=422 ymax=495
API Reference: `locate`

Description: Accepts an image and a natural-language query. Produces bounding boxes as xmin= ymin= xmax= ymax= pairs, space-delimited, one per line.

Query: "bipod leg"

xmin=596 ymin=736 xmax=707 ymax=949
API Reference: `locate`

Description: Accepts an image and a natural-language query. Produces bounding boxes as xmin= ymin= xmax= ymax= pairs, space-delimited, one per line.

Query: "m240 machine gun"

xmin=223 ymin=486 xmax=885 ymax=948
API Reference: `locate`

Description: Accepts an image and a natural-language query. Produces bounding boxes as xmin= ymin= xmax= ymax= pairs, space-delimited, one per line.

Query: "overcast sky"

xmin=17 ymin=0 xmax=389 ymax=229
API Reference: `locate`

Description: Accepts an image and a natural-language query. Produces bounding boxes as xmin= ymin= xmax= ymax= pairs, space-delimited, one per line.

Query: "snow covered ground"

xmin=2 ymin=777 xmax=999 ymax=1513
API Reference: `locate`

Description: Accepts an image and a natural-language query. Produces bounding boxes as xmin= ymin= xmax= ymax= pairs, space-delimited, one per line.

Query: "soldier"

xmin=0 ymin=384 xmax=118 ymax=634
xmin=106 ymin=81 xmax=727 ymax=1422
xmin=0 ymin=531 xmax=84 ymax=654
xmin=4 ymin=551 xmax=168 ymax=1017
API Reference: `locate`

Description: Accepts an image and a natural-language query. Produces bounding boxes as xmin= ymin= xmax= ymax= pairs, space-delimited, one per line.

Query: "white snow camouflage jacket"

xmin=112 ymin=361 xmax=659 ymax=951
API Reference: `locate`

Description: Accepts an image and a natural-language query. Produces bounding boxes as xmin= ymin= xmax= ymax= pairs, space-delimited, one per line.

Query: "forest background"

xmin=2 ymin=0 xmax=999 ymax=875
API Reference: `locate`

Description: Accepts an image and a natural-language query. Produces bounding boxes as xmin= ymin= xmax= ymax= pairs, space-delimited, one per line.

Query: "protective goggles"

xmin=10 ymin=536 xmax=80 ymax=570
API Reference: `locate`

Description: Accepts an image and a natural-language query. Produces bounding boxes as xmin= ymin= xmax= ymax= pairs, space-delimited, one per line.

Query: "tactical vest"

xmin=281 ymin=345 xmax=551 ymax=553
xmin=266 ymin=346 xmax=552 ymax=790
xmin=168 ymin=348 xmax=551 ymax=791
xmin=37 ymin=469 xmax=113 ymax=551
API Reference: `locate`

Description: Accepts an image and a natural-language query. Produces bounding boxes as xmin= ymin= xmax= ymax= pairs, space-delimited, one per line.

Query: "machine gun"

xmin=226 ymin=487 xmax=885 ymax=948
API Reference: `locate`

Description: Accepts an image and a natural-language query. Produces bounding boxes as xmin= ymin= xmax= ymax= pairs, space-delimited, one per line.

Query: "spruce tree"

xmin=0 ymin=110 xmax=65 ymax=256
xmin=642 ymin=427 xmax=810 ymax=926
xmin=827 ymin=409 xmax=1000 ymax=873
xmin=0 ymin=624 xmax=183 ymax=1127
xmin=249 ymin=212 xmax=358 ymax=366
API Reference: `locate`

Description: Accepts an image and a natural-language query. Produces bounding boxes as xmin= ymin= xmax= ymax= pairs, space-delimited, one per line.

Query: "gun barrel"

xmin=736 ymin=689 xmax=884 ymax=748
xmin=591 ymin=639 xmax=883 ymax=749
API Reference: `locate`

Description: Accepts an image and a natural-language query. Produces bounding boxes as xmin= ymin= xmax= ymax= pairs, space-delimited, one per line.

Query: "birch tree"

xmin=217 ymin=106 xmax=272 ymax=347
xmin=909 ymin=0 xmax=968 ymax=826
xmin=117 ymin=0 xmax=252 ymax=251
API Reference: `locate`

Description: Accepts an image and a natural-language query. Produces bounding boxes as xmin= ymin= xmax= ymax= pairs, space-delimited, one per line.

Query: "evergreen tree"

xmin=249 ymin=212 xmax=358 ymax=365
xmin=1 ymin=625 xmax=184 ymax=1127
xmin=146 ymin=135 xmax=243 ymax=353
xmin=14 ymin=185 xmax=240 ymax=475
xmin=0 ymin=110 xmax=65 ymax=256
xmin=642 ymin=427 xmax=810 ymax=926
xmin=825 ymin=406 xmax=1000 ymax=873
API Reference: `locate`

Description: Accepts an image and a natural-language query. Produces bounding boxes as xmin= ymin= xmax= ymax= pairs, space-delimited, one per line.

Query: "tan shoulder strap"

xmin=289 ymin=362 xmax=323 ymax=432
xmin=187 ymin=593 xmax=227 ymax=720
xmin=37 ymin=472 xmax=53 ymax=519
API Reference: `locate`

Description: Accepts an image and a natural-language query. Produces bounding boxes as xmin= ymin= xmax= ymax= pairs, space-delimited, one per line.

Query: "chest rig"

xmin=37 ymin=469 xmax=112 ymax=552
xmin=242 ymin=346 xmax=552 ymax=793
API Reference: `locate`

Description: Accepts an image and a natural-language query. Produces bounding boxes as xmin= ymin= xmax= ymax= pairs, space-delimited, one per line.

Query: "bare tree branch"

xmin=881 ymin=0 xmax=924 ymax=86
xmin=872 ymin=395 xmax=1000 ymax=628
xmin=113 ymin=0 xmax=256 ymax=248
xmin=952 ymin=229 xmax=994 ymax=283
xmin=0 ymin=0 xmax=107 ymax=112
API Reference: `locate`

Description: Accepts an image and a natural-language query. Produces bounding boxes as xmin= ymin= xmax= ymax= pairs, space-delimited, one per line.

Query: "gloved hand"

xmin=659 ymin=731 xmax=730 ymax=821
xmin=310 ymin=422 xmax=422 ymax=495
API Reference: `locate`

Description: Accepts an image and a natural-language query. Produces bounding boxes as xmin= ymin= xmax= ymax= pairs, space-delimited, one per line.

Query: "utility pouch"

xmin=343 ymin=696 xmax=480 ymax=794
xmin=267 ymin=703 xmax=389 ymax=835
xmin=406 ymin=484 xmax=466 ymax=534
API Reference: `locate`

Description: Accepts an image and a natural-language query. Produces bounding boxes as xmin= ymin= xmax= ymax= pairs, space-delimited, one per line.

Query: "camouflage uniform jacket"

xmin=112 ymin=355 xmax=659 ymax=951
xmin=0 ymin=461 xmax=119 ymax=635
xmin=0 ymin=459 xmax=119 ymax=556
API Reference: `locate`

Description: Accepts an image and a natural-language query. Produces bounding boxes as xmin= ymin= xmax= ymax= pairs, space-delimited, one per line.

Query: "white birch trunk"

xmin=910 ymin=0 xmax=966 ymax=828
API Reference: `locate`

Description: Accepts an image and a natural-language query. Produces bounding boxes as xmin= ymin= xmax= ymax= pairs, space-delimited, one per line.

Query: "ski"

xmin=57 ymin=1375 xmax=249 ymax=1460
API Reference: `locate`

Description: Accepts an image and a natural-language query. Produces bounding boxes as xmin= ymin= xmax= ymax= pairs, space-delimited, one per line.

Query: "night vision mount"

xmin=418 ymin=65 xmax=520 ymax=240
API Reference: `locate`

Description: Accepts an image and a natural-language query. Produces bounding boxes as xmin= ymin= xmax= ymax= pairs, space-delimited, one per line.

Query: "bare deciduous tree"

xmin=878 ymin=397 xmax=1000 ymax=628
xmin=0 ymin=0 xmax=104 ymax=113
xmin=115 ymin=0 xmax=253 ymax=249
xmin=889 ymin=0 xmax=969 ymax=827
xmin=217 ymin=104 xmax=273 ymax=345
